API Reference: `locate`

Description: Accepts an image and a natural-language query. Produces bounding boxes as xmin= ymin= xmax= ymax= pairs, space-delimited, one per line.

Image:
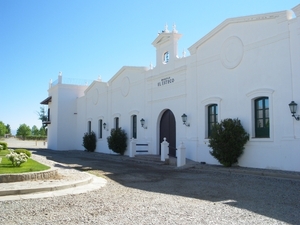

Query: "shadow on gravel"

xmin=33 ymin=149 xmax=300 ymax=224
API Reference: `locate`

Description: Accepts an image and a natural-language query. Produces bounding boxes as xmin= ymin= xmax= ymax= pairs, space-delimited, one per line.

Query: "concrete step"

xmin=126 ymin=154 xmax=165 ymax=165
xmin=126 ymin=154 xmax=177 ymax=166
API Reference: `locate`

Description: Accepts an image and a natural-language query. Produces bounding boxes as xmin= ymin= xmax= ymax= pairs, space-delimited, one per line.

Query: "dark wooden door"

xmin=160 ymin=109 xmax=176 ymax=157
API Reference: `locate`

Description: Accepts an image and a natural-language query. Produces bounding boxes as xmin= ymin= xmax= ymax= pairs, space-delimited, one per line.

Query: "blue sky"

xmin=1 ymin=0 xmax=299 ymax=134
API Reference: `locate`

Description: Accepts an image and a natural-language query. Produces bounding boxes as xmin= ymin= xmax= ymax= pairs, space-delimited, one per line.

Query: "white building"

xmin=41 ymin=5 xmax=300 ymax=172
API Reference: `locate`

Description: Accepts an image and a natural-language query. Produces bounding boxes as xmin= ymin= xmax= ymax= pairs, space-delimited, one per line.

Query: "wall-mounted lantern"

xmin=103 ymin=123 xmax=109 ymax=131
xmin=181 ymin=113 xmax=190 ymax=127
xmin=140 ymin=118 xmax=147 ymax=129
xmin=289 ymin=101 xmax=300 ymax=121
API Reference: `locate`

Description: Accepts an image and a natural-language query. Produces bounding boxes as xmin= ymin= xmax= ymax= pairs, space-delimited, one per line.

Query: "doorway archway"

xmin=159 ymin=109 xmax=176 ymax=157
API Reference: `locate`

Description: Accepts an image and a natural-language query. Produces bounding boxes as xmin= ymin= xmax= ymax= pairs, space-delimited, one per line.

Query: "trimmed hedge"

xmin=208 ymin=118 xmax=249 ymax=167
xmin=0 ymin=142 xmax=8 ymax=150
xmin=82 ymin=131 xmax=97 ymax=152
xmin=16 ymin=136 xmax=47 ymax=141
xmin=107 ymin=127 xmax=128 ymax=155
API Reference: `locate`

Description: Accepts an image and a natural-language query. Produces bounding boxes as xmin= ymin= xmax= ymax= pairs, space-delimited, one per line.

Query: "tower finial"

xmin=164 ymin=23 xmax=169 ymax=33
xmin=149 ymin=62 xmax=153 ymax=70
xmin=172 ymin=23 xmax=178 ymax=33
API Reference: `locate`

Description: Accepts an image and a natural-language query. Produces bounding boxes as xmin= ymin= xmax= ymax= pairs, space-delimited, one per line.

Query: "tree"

xmin=31 ymin=125 xmax=39 ymax=136
xmin=39 ymin=126 xmax=47 ymax=136
xmin=16 ymin=124 xmax=31 ymax=140
xmin=0 ymin=121 xmax=6 ymax=137
xmin=208 ymin=118 xmax=249 ymax=167
xmin=5 ymin=124 xmax=11 ymax=135
xmin=38 ymin=107 xmax=48 ymax=127
xmin=107 ymin=127 xmax=128 ymax=155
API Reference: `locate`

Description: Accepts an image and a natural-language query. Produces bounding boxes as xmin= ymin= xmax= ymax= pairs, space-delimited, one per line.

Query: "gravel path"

xmin=0 ymin=149 xmax=299 ymax=224
xmin=1 ymin=172 xmax=299 ymax=224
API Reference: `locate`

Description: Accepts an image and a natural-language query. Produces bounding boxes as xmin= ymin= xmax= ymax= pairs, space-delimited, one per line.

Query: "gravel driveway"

xmin=0 ymin=149 xmax=299 ymax=225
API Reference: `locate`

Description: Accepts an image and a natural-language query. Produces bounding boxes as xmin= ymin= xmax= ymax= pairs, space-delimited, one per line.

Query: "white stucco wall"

xmin=47 ymin=83 xmax=86 ymax=150
xmin=44 ymin=5 xmax=300 ymax=172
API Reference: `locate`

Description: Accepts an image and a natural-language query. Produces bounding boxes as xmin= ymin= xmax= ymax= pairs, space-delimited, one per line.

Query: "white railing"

xmin=50 ymin=76 xmax=94 ymax=88
xmin=51 ymin=79 xmax=59 ymax=86
xmin=62 ymin=77 xmax=94 ymax=86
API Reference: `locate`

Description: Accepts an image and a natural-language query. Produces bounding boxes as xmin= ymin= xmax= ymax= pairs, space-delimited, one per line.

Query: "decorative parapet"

xmin=50 ymin=76 xmax=94 ymax=88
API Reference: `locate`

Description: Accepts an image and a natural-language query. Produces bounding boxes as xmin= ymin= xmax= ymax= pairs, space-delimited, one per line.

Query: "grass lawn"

xmin=0 ymin=150 xmax=50 ymax=174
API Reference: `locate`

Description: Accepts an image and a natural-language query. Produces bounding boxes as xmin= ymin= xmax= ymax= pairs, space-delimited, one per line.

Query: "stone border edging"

xmin=0 ymin=168 xmax=58 ymax=183
xmin=0 ymin=173 xmax=93 ymax=196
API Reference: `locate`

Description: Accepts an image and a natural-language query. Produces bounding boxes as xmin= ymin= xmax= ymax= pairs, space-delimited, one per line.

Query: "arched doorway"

xmin=159 ymin=109 xmax=176 ymax=157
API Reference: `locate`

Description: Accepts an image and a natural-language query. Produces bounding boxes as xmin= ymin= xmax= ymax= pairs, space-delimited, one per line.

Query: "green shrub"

xmin=82 ymin=131 xmax=97 ymax=152
xmin=107 ymin=127 xmax=127 ymax=155
xmin=0 ymin=142 xmax=7 ymax=150
xmin=208 ymin=118 xmax=249 ymax=167
xmin=14 ymin=149 xmax=32 ymax=157
xmin=5 ymin=150 xmax=29 ymax=167
xmin=26 ymin=135 xmax=47 ymax=141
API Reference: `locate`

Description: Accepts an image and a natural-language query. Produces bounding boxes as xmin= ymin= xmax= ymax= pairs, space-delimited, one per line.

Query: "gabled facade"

xmin=41 ymin=5 xmax=300 ymax=172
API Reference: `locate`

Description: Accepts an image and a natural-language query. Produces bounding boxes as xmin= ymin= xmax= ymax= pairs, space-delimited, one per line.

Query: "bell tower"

xmin=152 ymin=24 xmax=182 ymax=68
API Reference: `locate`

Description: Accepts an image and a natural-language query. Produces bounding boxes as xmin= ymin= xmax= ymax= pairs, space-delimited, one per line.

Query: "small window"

xmin=208 ymin=104 xmax=218 ymax=138
xmin=47 ymin=108 xmax=50 ymax=122
xmin=132 ymin=115 xmax=137 ymax=139
xmin=254 ymin=97 xmax=269 ymax=138
xmin=114 ymin=117 xmax=119 ymax=129
xmin=163 ymin=51 xmax=169 ymax=63
xmin=98 ymin=119 xmax=103 ymax=139
xmin=88 ymin=121 xmax=91 ymax=133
